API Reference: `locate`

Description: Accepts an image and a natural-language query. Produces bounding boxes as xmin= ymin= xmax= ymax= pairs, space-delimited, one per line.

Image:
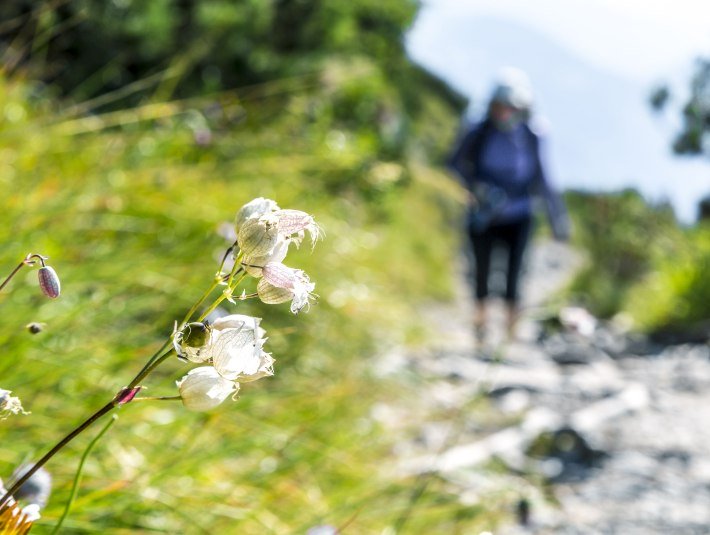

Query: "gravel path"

xmin=379 ymin=240 xmax=710 ymax=534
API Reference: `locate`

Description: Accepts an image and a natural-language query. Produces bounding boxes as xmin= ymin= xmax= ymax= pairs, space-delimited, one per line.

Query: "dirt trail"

xmin=379 ymin=240 xmax=710 ymax=534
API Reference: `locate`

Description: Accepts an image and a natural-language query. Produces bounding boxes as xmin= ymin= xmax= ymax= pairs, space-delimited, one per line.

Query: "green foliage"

xmin=565 ymin=189 xmax=678 ymax=318
xmin=0 ymin=0 xmax=420 ymax=101
xmin=624 ymin=224 xmax=710 ymax=335
xmin=673 ymin=58 xmax=709 ymax=156
xmin=0 ymin=61 xmax=478 ymax=531
xmin=565 ymin=189 xmax=709 ymax=335
xmin=650 ymin=58 xmax=710 ymax=157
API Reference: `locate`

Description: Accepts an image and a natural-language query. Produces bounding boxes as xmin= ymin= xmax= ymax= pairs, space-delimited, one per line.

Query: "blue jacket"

xmin=449 ymin=119 xmax=569 ymax=239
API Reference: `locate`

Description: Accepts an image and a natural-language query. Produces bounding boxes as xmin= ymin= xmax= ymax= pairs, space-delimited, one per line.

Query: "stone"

xmin=544 ymin=334 xmax=611 ymax=366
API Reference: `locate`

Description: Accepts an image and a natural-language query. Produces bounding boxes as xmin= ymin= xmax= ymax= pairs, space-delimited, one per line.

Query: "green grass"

xmin=0 ymin=70 xmax=505 ymax=533
xmin=563 ymin=189 xmax=709 ymax=335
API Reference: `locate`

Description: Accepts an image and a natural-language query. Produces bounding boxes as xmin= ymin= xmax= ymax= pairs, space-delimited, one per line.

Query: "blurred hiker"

xmin=449 ymin=67 xmax=569 ymax=338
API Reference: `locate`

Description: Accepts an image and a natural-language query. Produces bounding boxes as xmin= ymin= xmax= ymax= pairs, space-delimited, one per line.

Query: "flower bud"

xmin=182 ymin=322 xmax=210 ymax=348
xmin=115 ymin=386 xmax=142 ymax=405
xmin=176 ymin=367 xmax=238 ymax=412
xmin=37 ymin=266 xmax=60 ymax=299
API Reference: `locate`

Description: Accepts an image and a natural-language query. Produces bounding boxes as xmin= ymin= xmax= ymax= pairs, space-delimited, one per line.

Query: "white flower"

xmin=242 ymin=236 xmax=290 ymax=277
xmin=0 ymin=389 xmax=27 ymax=419
xmin=20 ymin=503 xmax=40 ymax=523
xmin=210 ymin=315 xmax=274 ymax=382
xmin=257 ymin=262 xmax=316 ymax=313
xmin=176 ymin=367 xmax=238 ymax=412
xmin=273 ymin=209 xmax=323 ymax=248
xmin=234 ymin=203 xmax=321 ymax=276
xmin=235 ymin=197 xmax=280 ymax=234
xmin=0 ymin=479 xmax=41 ymax=527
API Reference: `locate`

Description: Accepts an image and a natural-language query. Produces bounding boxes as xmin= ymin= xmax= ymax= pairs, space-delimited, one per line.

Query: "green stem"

xmin=0 ymin=244 xmax=243 ymax=509
xmin=178 ymin=242 xmax=238 ymax=328
xmin=125 ymin=339 xmax=173 ymax=390
xmin=0 ymin=261 xmax=27 ymax=293
xmin=225 ymin=251 xmax=244 ymax=289
xmin=126 ymin=348 xmax=175 ymax=390
xmin=216 ymin=242 xmax=237 ymax=278
xmin=179 ymin=279 xmax=221 ymax=328
xmin=0 ymin=401 xmax=117 ymax=509
xmin=50 ymin=415 xmax=118 ymax=535
xmin=198 ymin=271 xmax=248 ymax=322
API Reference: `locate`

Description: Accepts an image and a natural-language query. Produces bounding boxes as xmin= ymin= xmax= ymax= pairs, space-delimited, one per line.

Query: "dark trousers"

xmin=469 ymin=217 xmax=532 ymax=303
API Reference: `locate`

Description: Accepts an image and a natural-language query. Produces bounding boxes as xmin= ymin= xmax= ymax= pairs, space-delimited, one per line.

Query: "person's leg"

xmin=469 ymin=229 xmax=493 ymax=336
xmin=501 ymin=217 xmax=532 ymax=336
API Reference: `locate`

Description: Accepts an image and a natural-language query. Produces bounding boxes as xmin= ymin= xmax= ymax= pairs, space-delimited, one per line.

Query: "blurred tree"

xmin=649 ymin=84 xmax=670 ymax=112
xmin=651 ymin=58 xmax=709 ymax=157
xmin=673 ymin=58 xmax=709 ymax=156
xmin=0 ymin=0 xmax=421 ymax=100
xmin=0 ymin=0 xmax=466 ymax=161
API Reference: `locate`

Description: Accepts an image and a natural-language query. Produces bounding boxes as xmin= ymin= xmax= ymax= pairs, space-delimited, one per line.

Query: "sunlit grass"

xmin=0 ymin=70 xmax=507 ymax=533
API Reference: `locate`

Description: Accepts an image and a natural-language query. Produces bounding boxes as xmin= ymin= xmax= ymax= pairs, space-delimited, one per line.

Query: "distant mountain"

xmin=406 ymin=15 xmax=709 ymax=222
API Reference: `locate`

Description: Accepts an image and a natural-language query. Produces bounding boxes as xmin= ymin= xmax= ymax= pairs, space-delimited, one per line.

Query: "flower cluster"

xmin=0 ymin=199 xmax=324 ymax=531
xmin=170 ymin=198 xmax=321 ymax=411
xmin=235 ymin=198 xmax=320 ymax=313
xmin=175 ymin=315 xmax=273 ymax=411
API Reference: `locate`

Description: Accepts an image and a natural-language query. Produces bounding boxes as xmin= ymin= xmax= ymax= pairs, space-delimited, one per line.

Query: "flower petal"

xmin=261 ymin=262 xmax=297 ymax=289
xmin=176 ymin=367 xmax=238 ymax=412
xmin=211 ymin=328 xmax=260 ymax=380
xmin=234 ymin=197 xmax=279 ymax=233
xmin=212 ymin=314 xmax=260 ymax=332
xmin=239 ymin=351 xmax=275 ymax=382
xmin=257 ymin=279 xmax=293 ymax=304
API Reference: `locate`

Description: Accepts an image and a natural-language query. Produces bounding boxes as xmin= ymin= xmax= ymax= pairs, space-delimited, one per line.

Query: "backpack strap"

xmin=449 ymin=119 xmax=494 ymax=189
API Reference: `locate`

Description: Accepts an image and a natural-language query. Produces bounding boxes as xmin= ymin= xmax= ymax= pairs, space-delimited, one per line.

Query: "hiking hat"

xmin=489 ymin=67 xmax=533 ymax=110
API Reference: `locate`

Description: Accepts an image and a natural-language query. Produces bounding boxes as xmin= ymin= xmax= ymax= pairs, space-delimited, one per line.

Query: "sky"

xmin=414 ymin=0 xmax=710 ymax=81
xmin=406 ymin=0 xmax=710 ymax=222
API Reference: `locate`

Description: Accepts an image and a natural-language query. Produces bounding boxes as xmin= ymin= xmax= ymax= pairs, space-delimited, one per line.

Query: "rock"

xmin=565 ymin=360 xmax=625 ymax=399
xmin=650 ymin=321 xmax=710 ymax=345
xmin=570 ymin=382 xmax=650 ymax=434
xmin=544 ymin=333 xmax=611 ymax=366
xmin=591 ymin=325 xmax=629 ymax=357
xmin=398 ymin=407 xmax=564 ymax=475
xmin=622 ymin=332 xmax=659 ymax=356
xmin=527 ymin=426 xmax=606 ymax=481
xmin=559 ymin=306 xmax=597 ymax=337
xmin=491 ymin=389 xmax=532 ymax=413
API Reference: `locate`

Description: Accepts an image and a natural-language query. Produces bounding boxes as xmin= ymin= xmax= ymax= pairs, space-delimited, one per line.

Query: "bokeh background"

xmin=0 ymin=1 xmax=708 ymax=533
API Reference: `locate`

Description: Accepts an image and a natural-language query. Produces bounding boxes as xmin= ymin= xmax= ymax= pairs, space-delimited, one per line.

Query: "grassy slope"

xmin=0 ymin=69 xmax=500 ymax=533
